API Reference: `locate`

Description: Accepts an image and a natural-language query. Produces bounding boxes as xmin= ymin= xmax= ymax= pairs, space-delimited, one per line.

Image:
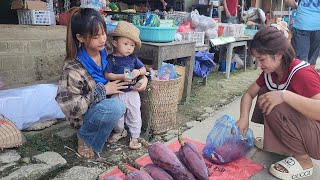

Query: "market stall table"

xmin=135 ymin=40 xmax=196 ymax=102
xmin=210 ymin=36 xmax=254 ymax=79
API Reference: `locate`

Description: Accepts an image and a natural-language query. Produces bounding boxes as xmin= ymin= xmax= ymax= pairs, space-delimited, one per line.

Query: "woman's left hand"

xmin=258 ymin=90 xmax=284 ymax=115
xmin=131 ymin=76 xmax=148 ymax=92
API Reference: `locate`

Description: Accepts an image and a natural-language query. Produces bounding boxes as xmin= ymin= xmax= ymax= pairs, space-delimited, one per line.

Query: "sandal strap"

xmin=129 ymin=138 xmax=141 ymax=149
xmin=276 ymin=157 xmax=304 ymax=173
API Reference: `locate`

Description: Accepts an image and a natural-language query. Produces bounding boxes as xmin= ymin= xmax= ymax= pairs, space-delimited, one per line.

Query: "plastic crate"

xmin=80 ymin=0 xmax=103 ymax=10
xmin=164 ymin=12 xmax=189 ymax=26
xmin=17 ymin=10 xmax=54 ymax=25
xmin=218 ymin=23 xmax=246 ymax=37
xmin=244 ymin=29 xmax=259 ymax=36
xmin=136 ymin=25 xmax=178 ymax=43
xmin=179 ymin=32 xmax=205 ymax=46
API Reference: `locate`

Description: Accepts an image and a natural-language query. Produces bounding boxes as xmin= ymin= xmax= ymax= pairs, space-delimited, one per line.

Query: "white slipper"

xmin=269 ymin=157 xmax=313 ymax=180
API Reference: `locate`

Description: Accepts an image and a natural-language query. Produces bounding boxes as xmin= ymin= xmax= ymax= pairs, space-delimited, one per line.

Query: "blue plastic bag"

xmin=193 ymin=51 xmax=216 ymax=78
xmin=203 ymin=115 xmax=254 ymax=164
xmin=157 ymin=62 xmax=178 ymax=80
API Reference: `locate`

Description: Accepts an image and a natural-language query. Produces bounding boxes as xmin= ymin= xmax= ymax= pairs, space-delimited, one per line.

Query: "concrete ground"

xmin=182 ymin=97 xmax=320 ymax=180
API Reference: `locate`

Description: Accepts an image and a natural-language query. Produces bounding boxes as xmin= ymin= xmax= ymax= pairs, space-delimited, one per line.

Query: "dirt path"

xmin=177 ymin=67 xmax=261 ymax=127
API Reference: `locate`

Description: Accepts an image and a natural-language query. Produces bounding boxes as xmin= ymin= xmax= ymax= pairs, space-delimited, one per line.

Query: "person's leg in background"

xmin=291 ymin=27 xmax=310 ymax=64
xmin=221 ymin=13 xmax=238 ymax=24
xmin=308 ymin=30 xmax=320 ymax=68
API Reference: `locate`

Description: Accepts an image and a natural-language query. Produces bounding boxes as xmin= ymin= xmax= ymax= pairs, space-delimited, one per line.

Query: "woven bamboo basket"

xmin=0 ymin=115 xmax=24 ymax=149
xmin=140 ymin=76 xmax=182 ymax=134
xmin=175 ymin=65 xmax=186 ymax=103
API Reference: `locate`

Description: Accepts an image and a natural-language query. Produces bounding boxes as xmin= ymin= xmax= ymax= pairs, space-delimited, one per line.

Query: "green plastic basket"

xmin=136 ymin=25 xmax=178 ymax=43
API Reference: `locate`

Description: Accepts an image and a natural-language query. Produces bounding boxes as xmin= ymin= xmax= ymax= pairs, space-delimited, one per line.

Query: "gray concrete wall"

xmin=0 ymin=25 xmax=66 ymax=88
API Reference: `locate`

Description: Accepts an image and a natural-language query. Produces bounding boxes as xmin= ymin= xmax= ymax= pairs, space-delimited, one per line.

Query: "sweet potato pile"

xmin=106 ymin=137 xmax=209 ymax=180
xmin=144 ymin=137 xmax=208 ymax=180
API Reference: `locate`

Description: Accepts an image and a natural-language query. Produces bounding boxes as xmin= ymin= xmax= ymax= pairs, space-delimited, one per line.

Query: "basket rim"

xmin=136 ymin=25 xmax=178 ymax=30
xmin=150 ymin=75 xmax=182 ymax=82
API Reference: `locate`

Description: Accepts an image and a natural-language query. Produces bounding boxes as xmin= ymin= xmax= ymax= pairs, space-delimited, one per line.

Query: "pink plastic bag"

xmin=177 ymin=22 xmax=194 ymax=32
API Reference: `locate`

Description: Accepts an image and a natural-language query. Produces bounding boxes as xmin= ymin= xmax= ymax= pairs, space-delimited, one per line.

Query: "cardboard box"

xmin=11 ymin=0 xmax=47 ymax=10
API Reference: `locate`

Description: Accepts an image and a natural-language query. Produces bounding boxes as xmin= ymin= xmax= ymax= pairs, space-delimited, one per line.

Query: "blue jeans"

xmin=291 ymin=27 xmax=320 ymax=65
xmin=221 ymin=14 xmax=238 ymax=24
xmin=78 ymin=99 xmax=125 ymax=153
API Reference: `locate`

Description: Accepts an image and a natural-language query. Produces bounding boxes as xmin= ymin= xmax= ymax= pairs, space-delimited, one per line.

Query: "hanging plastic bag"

xmin=203 ymin=115 xmax=254 ymax=164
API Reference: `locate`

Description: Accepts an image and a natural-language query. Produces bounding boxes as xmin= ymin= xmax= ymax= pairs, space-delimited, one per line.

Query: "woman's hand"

xmin=258 ymin=90 xmax=283 ymax=115
xmin=225 ymin=10 xmax=231 ymax=18
xmin=104 ymin=80 xmax=128 ymax=95
xmin=235 ymin=117 xmax=249 ymax=137
xmin=131 ymin=69 xmax=140 ymax=79
xmin=131 ymin=76 xmax=148 ymax=92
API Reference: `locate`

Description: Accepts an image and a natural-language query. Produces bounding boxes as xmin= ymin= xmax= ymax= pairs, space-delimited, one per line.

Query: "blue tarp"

xmin=193 ymin=51 xmax=216 ymax=78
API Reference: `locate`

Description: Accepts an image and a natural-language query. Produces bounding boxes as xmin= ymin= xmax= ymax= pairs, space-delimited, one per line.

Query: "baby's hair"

xmin=65 ymin=8 xmax=107 ymax=60
xmin=250 ymin=25 xmax=295 ymax=68
xmin=110 ymin=36 xmax=121 ymax=54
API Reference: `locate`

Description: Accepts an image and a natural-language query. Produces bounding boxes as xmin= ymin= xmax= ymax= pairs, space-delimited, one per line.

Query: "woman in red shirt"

xmin=237 ymin=25 xmax=320 ymax=179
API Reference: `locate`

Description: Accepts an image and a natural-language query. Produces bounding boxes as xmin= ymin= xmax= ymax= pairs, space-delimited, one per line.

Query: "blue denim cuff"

xmin=92 ymin=82 xmax=107 ymax=106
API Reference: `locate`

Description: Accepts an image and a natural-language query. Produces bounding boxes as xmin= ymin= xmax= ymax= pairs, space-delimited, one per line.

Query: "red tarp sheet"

xmin=100 ymin=138 xmax=264 ymax=180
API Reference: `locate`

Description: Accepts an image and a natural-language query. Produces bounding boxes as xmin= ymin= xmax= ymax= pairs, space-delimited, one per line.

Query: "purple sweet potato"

xmin=148 ymin=141 xmax=196 ymax=180
xmin=144 ymin=164 xmax=174 ymax=180
xmin=104 ymin=176 xmax=122 ymax=180
xmin=178 ymin=141 xmax=209 ymax=180
xmin=125 ymin=169 xmax=154 ymax=180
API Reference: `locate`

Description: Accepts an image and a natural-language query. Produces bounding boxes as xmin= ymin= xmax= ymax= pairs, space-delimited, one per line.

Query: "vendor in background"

xmin=222 ymin=0 xmax=238 ymax=24
xmin=155 ymin=0 xmax=174 ymax=13
xmin=285 ymin=0 xmax=320 ymax=68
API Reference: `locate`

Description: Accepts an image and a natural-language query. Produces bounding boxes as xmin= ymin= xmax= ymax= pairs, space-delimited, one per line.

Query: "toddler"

xmin=105 ymin=21 xmax=146 ymax=149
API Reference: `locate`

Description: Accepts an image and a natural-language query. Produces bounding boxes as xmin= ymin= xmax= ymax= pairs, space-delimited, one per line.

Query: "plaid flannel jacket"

xmin=56 ymin=59 xmax=107 ymax=128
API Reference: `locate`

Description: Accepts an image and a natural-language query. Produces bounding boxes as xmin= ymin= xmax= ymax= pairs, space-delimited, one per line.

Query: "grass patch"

xmin=17 ymin=134 xmax=66 ymax=157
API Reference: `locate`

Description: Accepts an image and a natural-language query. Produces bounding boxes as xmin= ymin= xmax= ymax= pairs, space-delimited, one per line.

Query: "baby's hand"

xmin=131 ymin=69 xmax=141 ymax=79
xmin=123 ymin=74 xmax=133 ymax=82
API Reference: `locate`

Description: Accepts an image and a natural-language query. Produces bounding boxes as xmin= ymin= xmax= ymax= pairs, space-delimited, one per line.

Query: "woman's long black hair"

xmin=65 ymin=8 xmax=106 ymax=60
